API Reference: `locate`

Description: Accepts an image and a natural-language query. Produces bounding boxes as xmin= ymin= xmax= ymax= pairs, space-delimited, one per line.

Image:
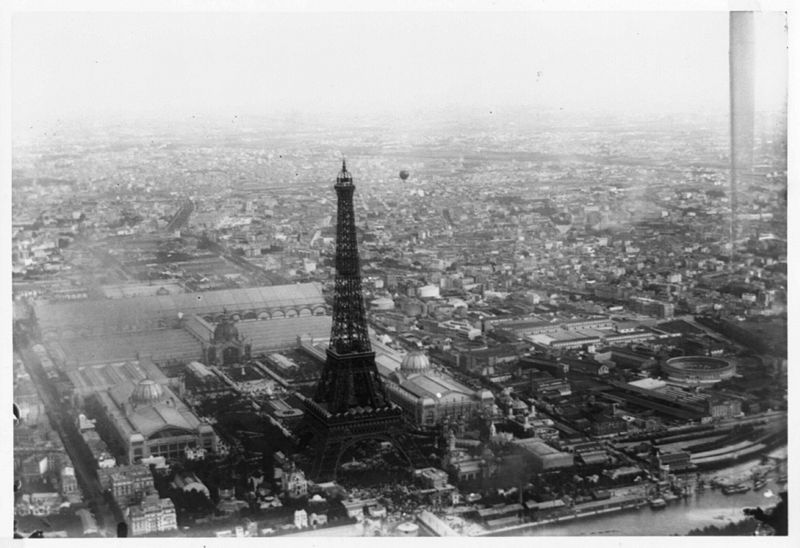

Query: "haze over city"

xmin=12 ymin=10 xmax=787 ymax=129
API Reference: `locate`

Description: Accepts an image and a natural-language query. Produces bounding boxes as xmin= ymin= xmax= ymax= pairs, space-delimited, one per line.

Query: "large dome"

xmin=400 ymin=351 xmax=431 ymax=374
xmin=130 ymin=378 xmax=164 ymax=405
xmin=214 ymin=317 xmax=239 ymax=343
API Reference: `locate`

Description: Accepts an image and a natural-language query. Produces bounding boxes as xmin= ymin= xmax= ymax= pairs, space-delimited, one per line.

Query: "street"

xmin=18 ymin=343 xmax=124 ymax=535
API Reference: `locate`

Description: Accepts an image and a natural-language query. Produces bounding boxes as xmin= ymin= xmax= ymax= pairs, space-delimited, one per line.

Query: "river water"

xmin=521 ymin=459 xmax=785 ymax=536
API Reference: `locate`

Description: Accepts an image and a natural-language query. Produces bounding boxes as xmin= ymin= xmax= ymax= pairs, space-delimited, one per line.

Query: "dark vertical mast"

xmin=329 ymin=160 xmax=372 ymax=354
xmin=313 ymin=161 xmax=388 ymax=412
xmin=303 ymin=162 xmax=426 ymax=480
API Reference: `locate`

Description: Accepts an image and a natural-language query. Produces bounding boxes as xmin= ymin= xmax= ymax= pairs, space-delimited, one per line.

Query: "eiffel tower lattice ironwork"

xmin=302 ymin=161 xmax=426 ymax=481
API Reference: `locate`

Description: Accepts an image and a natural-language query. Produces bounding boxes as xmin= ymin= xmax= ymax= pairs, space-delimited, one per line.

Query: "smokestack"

xmin=729 ymin=12 xmax=755 ymax=268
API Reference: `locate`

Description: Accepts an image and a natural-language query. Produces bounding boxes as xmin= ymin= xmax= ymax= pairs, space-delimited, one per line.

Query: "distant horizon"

xmin=13 ymin=103 xmax=787 ymax=152
xmin=11 ymin=10 xmax=787 ymax=136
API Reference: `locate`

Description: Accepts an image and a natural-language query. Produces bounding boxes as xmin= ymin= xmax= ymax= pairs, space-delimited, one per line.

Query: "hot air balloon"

xmin=551 ymin=211 xmax=573 ymax=235
xmin=399 ymin=170 xmax=410 ymax=181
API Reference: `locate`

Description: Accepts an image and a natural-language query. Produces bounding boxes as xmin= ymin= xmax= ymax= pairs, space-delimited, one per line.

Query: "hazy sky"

xmin=11 ymin=10 xmax=788 ymax=126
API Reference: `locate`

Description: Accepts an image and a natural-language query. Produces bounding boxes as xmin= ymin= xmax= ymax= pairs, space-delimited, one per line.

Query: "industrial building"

xmin=83 ymin=361 xmax=217 ymax=463
xmin=36 ymin=283 xmax=329 ymax=368
xmin=512 ymin=438 xmax=574 ymax=472
xmin=380 ymin=351 xmax=494 ymax=429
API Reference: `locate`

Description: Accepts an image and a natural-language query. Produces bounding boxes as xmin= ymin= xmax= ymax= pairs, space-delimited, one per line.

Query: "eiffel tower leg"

xmin=387 ymin=428 xmax=429 ymax=471
xmin=308 ymin=428 xmax=428 ymax=482
xmin=309 ymin=433 xmax=343 ymax=482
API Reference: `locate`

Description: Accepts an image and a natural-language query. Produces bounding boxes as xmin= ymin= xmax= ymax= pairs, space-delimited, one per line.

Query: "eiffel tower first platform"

xmin=300 ymin=161 xmax=426 ymax=481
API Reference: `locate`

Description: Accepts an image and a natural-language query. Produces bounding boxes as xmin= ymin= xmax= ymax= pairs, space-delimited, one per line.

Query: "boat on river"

xmin=663 ymin=492 xmax=679 ymax=503
xmin=649 ymin=497 xmax=667 ymax=509
xmin=722 ymin=484 xmax=750 ymax=495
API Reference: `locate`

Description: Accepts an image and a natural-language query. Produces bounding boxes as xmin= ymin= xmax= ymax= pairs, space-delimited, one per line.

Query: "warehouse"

xmin=512 ymin=438 xmax=574 ymax=472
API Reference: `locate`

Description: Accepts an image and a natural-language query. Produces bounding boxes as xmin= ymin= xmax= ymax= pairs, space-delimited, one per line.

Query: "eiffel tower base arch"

xmin=301 ymin=397 xmax=428 ymax=482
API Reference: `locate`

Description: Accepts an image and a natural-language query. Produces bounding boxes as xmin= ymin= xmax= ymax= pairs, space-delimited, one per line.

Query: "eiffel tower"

xmin=302 ymin=160 xmax=426 ymax=481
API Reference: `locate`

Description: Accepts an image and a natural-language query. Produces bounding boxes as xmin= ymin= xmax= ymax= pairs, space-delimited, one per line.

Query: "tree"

xmin=744 ymin=491 xmax=788 ymax=535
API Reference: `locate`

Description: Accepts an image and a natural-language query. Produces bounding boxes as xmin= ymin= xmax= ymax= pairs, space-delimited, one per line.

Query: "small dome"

xmin=130 ymin=379 xmax=164 ymax=405
xmin=214 ymin=316 xmax=239 ymax=342
xmin=401 ymin=351 xmax=430 ymax=374
xmin=512 ymin=399 xmax=528 ymax=410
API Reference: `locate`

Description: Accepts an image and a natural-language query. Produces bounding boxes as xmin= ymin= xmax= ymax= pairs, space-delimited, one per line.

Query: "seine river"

xmin=522 ymin=458 xmax=785 ymax=536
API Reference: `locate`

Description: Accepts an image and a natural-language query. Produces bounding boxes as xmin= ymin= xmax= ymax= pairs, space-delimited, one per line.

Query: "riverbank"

xmin=477 ymin=451 xmax=786 ymax=537
xmin=478 ymin=495 xmax=646 ymax=536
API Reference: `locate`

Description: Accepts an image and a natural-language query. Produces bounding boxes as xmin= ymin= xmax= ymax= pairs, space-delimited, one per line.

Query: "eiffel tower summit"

xmin=301 ymin=160 xmax=426 ymax=481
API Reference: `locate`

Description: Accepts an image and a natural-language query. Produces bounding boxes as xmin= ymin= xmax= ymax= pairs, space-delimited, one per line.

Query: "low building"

xmin=342 ymin=500 xmax=365 ymax=521
xmin=184 ymin=361 xmax=234 ymax=397
xmin=527 ymin=331 xmax=602 ymax=351
xmin=589 ymin=414 xmax=628 ymax=437
xmin=525 ymin=369 xmax=572 ymax=398
xmin=127 ymin=494 xmax=178 ymax=536
xmin=629 ymin=297 xmax=674 ymax=319
xmin=561 ymin=357 xmax=611 ymax=377
xmin=524 ymin=498 xmax=566 ymax=516
xmin=656 ymin=451 xmax=692 ymax=472
xmin=171 ymin=472 xmax=210 ymax=498
xmin=577 ymin=448 xmax=611 ymax=466
xmin=414 ymin=467 xmax=449 ymax=490
xmin=59 ymin=467 xmax=79 ymax=499
xmin=294 ymin=509 xmax=309 ymax=529
xmin=505 ymin=416 xmax=560 ymax=443
xmin=366 ymin=503 xmax=387 ymax=519
xmin=608 ymin=347 xmax=658 ymax=371
xmin=520 ymin=356 xmax=567 ymax=378
xmin=476 ymin=503 xmax=524 ymax=526
xmin=265 ymin=353 xmax=299 ymax=373
xmin=445 ymin=344 xmax=524 ymax=372
xmin=281 ymin=465 xmax=308 ymax=500
xmin=448 ymin=454 xmax=485 ymax=482
xmin=308 ymin=513 xmax=328 ymax=527
xmin=513 ymin=438 xmax=574 ymax=472
xmin=417 ymin=510 xmax=459 ymax=536
xmin=628 ymin=378 xmax=667 ymax=391
xmin=27 ymin=492 xmax=62 ymax=516
xmin=708 ymin=398 xmax=743 ymax=419
xmin=489 ymin=315 xmax=612 ymax=339
xmin=602 ymin=330 xmax=657 ymax=345
xmin=98 ymin=464 xmax=156 ymax=507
